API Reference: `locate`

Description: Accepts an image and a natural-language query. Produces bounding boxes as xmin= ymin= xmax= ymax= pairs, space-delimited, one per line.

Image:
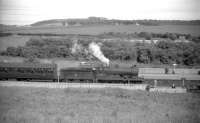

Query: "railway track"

xmin=0 ymin=81 xmax=148 ymax=90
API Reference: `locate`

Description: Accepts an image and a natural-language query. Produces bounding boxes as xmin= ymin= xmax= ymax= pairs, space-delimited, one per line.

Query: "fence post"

xmin=154 ymin=80 xmax=157 ymax=88
xmin=181 ymin=78 xmax=185 ymax=87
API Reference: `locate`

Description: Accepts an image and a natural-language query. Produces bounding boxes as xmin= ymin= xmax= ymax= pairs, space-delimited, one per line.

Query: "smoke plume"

xmin=89 ymin=42 xmax=109 ymax=66
xmin=71 ymin=40 xmax=81 ymax=54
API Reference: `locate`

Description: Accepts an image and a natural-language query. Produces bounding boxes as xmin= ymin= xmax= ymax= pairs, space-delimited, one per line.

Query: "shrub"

xmin=198 ymin=71 xmax=200 ymax=75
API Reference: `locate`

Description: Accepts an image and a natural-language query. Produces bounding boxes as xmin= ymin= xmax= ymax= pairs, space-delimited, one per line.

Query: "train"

xmin=0 ymin=62 xmax=144 ymax=83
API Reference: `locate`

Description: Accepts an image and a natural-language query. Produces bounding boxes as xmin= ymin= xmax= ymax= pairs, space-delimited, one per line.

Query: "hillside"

xmin=30 ymin=17 xmax=108 ymax=27
xmin=30 ymin=17 xmax=200 ymax=27
xmin=1 ymin=17 xmax=200 ymax=36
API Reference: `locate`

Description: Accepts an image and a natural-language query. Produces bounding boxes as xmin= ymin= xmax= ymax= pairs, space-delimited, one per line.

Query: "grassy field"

xmin=3 ymin=24 xmax=200 ymax=36
xmin=1 ymin=24 xmax=199 ymax=52
xmin=0 ymin=35 xmax=30 ymax=51
xmin=0 ymin=86 xmax=199 ymax=123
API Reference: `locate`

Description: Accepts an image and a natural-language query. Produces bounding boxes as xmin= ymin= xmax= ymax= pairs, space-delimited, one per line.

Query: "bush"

xmin=198 ymin=71 xmax=200 ymax=75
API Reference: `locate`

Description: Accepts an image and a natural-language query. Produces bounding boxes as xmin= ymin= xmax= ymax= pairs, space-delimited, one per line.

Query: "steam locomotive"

xmin=0 ymin=62 xmax=143 ymax=83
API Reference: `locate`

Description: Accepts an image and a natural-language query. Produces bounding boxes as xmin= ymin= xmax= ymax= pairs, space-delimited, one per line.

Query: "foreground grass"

xmin=0 ymin=87 xmax=199 ymax=123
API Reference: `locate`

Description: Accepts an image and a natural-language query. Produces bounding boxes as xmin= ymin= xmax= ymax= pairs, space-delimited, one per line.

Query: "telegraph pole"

xmin=57 ymin=67 xmax=60 ymax=83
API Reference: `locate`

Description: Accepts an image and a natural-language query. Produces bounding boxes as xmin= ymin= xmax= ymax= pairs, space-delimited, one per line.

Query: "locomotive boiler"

xmin=60 ymin=65 xmax=143 ymax=83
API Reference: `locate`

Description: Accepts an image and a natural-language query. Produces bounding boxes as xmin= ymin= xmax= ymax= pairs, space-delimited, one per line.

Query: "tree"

xmin=24 ymin=56 xmax=39 ymax=63
xmin=157 ymin=41 xmax=173 ymax=49
xmin=6 ymin=47 xmax=18 ymax=56
xmin=138 ymin=32 xmax=152 ymax=40
xmin=137 ymin=48 xmax=152 ymax=63
xmin=169 ymin=33 xmax=177 ymax=40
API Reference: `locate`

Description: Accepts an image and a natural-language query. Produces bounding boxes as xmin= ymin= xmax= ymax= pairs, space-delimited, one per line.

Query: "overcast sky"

xmin=0 ymin=0 xmax=200 ymax=25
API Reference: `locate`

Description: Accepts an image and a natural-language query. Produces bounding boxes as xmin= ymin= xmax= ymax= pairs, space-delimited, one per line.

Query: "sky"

xmin=0 ymin=0 xmax=200 ymax=25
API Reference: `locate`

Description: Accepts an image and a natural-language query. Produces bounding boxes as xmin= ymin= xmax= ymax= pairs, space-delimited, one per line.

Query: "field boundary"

xmin=0 ymin=81 xmax=188 ymax=93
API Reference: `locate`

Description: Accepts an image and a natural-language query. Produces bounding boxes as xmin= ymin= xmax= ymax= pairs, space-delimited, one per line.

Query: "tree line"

xmin=1 ymin=37 xmax=200 ymax=66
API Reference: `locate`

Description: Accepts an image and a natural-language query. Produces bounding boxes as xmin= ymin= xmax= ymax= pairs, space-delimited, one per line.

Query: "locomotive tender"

xmin=0 ymin=62 xmax=143 ymax=83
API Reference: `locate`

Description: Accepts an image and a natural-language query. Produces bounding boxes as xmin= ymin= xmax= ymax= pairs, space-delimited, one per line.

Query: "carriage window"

xmin=36 ymin=68 xmax=42 ymax=73
xmin=3 ymin=68 xmax=8 ymax=72
xmin=34 ymin=68 xmax=40 ymax=73
xmin=0 ymin=68 xmax=4 ymax=72
xmin=17 ymin=68 xmax=25 ymax=73
xmin=12 ymin=68 xmax=17 ymax=72
xmin=35 ymin=68 xmax=40 ymax=73
xmin=43 ymin=68 xmax=50 ymax=73
xmin=46 ymin=68 xmax=53 ymax=73
xmin=7 ymin=67 xmax=13 ymax=72
xmin=39 ymin=68 xmax=44 ymax=73
xmin=30 ymin=68 xmax=34 ymax=73
xmin=43 ymin=68 xmax=46 ymax=73
xmin=26 ymin=68 xmax=34 ymax=73
xmin=24 ymin=68 xmax=29 ymax=73
xmin=0 ymin=67 xmax=7 ymax=72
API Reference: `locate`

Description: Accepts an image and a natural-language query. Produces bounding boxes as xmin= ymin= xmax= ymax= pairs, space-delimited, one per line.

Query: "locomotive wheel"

xmin=60 ymin=79 xmax=66 ymax=82
xmin=88 ymin=79 xmax=93 ymax=83
xmin=68 ymin=79 xmax=74 ymax=82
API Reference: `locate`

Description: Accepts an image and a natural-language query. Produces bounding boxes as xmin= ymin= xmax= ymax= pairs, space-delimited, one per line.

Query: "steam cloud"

xmin=71 ymin=40 xmax=81 ymax=54
xmin=71 ymin=40 xmax=110 ymax=66
xmin=88 ymin=42 xmax=109 ymax=66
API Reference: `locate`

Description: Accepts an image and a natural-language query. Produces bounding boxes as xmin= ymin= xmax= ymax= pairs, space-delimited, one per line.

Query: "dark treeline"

xmin=98 ymin=32 xmax=200 ymax=42
xmin=1 ymin=32 xmax=200 ymax=43
xmin=0 ymin=33 xmax=13 ymax=37
xmin=1 ymin=37 xmax=200 ymax=66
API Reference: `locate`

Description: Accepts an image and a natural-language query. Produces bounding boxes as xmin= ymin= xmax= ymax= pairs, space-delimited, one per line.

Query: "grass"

xmin=3 ymin=24 xmax=200 ymax=36
xmin=0 ymin=86 xmax=199 ymax=123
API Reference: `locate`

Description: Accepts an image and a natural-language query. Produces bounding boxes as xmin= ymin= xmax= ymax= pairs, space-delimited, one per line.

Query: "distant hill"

xmin=30 ymin=17 xmax=200 ymax=27
xmin=31 ymin=17 xmax=108 ymax=27
xmin=1 ymin=17 xmax=200 ymax=36
xmin=0 ymin=24 xmax=18 ymax=32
